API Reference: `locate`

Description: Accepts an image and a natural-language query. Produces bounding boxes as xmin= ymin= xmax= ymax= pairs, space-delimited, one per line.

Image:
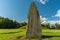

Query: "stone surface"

xmin=26 ymin=2 xmax=41 ymax=40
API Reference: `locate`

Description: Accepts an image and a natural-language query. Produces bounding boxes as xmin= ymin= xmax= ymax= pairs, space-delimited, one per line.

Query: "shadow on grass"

xmin=42 ymin=36 xmax=53 ymax=39
xmin=42 ymin=35 xmax=60 ymax=39
xmin=0 ymin=31 xmax=23 ymax=34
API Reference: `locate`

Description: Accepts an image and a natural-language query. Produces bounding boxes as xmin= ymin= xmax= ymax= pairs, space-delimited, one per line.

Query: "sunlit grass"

xmin=0 ymin=26 xmax=26 ymax=40
xmin=0 ymin=26 xmax=60 ymax=40
xmin=42 ymin=29 xmax=60 ymax=36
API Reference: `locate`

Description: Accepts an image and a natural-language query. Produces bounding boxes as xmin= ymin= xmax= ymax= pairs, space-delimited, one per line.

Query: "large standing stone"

xmin=26 ymin=2 xmax=41 ymax=40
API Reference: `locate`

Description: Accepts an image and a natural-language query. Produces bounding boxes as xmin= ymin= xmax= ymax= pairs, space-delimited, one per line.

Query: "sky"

xmin=0 ymin=0 xmax=60 ymax=24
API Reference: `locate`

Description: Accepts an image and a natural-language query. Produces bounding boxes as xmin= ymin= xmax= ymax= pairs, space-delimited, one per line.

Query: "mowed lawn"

xmin=42 ymin=29 xmax=60 ymax=36
xmin=42 ymin=29 xmax=60 ymax=40
xmin=0 ymin=26 xmax=60 ymax=40
xmin=0 ymin=26 xmax=26 ymax=40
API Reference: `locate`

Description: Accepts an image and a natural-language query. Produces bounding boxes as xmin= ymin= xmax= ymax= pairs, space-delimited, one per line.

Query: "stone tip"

xmin=32 ymin=2 xmax=35 ymax=4
xmin=30 ymin=2 xmax=37 ymax=9
xmin=31 ymin=2 xmax=36 ymax=5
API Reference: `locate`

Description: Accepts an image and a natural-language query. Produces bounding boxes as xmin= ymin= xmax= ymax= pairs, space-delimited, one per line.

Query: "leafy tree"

xmin=55 ymin=23 xmax=60 ymax=29
xmin=0 ymin=16 xmax=27 ymax=29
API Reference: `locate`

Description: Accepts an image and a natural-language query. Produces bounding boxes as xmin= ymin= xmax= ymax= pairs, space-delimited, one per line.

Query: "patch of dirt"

xmin=42 ymin=38 xmax=48 ymax=40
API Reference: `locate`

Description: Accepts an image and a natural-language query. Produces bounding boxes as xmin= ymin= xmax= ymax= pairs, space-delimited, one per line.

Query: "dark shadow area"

xmin=42 ymin=36 xmax=53 ymax=39
xmin=17 ymin=36 xmax=24 ymax=39
xmin=42 ymin=35 xmax=60 ymax=39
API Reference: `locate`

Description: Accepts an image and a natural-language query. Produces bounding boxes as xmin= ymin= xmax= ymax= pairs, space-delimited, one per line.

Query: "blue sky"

xmin=0 ymin=0 xmax=60 ymax=24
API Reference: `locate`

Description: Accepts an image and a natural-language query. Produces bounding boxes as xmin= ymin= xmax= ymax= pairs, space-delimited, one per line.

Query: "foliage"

xmin=41 ymin=23 xmax=50 ymax=29
xmin=19 ymin=22 xmax=27 ymax=27
xmin=0 ymin=16 xmax=27 ymax=29
xmin=55 ymin=23 xmax=60 ymax=29
xmin=42 ymin=23 xmax=60 ymax=29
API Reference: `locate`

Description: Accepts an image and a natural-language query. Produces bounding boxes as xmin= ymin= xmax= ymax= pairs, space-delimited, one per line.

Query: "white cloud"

xmin=40 ymin=16 xmax=48 ymax=21
xmin=40 ymin=16 xmax=48 ymax=24
xmin=37 ymin=0 xmax=48 ymax=5
xmin=55 ymin=9 xmax=60 ymax=17
xmin=40 ymin=16 xmax=60 ymax=24
xmin=42 ymin=21 xmax=46 ymax=24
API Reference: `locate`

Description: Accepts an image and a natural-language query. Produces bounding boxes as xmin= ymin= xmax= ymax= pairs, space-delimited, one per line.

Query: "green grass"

xmin=42 ymin=29 xmax=60 ymax=36
xmin=0 ymin=26 xmax=60 ymax=40
xmin=42 ymin=29 xmax=60 ymax=40
xmin=0 ymin=26 xmax=26 ymax=40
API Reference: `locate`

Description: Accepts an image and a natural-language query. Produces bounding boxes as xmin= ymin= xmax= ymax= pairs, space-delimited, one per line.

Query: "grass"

xmin=0 ymin=26 xmax=60 ymax=40
xmin=0 ymin=26 xmax=26 ymax=40
xmin=42 ymin=29 xmax=60 ymax=36
xmin=42 ymin=29 xmax=60 ymax=40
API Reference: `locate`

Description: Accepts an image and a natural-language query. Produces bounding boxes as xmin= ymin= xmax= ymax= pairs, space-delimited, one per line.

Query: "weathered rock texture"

xmin=26 ymin=2 xmax=41 ymax=40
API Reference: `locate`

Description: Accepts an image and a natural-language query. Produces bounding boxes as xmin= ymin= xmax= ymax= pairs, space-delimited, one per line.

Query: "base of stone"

xmin=18 ymin=36 xmax=41 ymax=40
xmin=26 ymin=38 xmax=41 ymax=40
xmin=20 ymin=38 xmax=41 ymax=40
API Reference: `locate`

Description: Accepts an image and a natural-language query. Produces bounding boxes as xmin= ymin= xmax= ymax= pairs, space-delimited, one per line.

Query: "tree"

xmin=0 ymin=16 xmax=26 ymax=29
xmin=55 ymin=23 xmax=60 ymax=29
xmin=41 ymin=23 xmax=50 ymax=29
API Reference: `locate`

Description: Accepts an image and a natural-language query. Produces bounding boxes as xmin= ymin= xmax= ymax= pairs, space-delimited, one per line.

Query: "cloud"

xmin=55 ymin=9 xmax=60 ymax=17
xmin=40 ymin=16 xmax=48 ymax=24
xmin=37 ymin=0 xmax=48 ymax=5
xmin=40 ymin=16 xmax=60 ymax=24
xmin=40 ymin=16 xmax=48 ymax=21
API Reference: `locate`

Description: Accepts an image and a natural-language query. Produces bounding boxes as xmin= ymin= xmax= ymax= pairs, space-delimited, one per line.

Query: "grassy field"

xmin=0 ymin=26 xmax=60 ymax=40
xmin=0 ymin=26 xmax=26 ymax=40
xmin=42 ymin=29 xmax=60 ymax=36
xmin=42 ymin=29 xmax=60 ymax=40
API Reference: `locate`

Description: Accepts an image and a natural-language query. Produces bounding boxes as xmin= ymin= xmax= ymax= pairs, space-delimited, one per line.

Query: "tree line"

xmin=41 ymin=23 xmax=60 ymax=29
xmin=0 ymin=16 xmax=27 ymax=29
